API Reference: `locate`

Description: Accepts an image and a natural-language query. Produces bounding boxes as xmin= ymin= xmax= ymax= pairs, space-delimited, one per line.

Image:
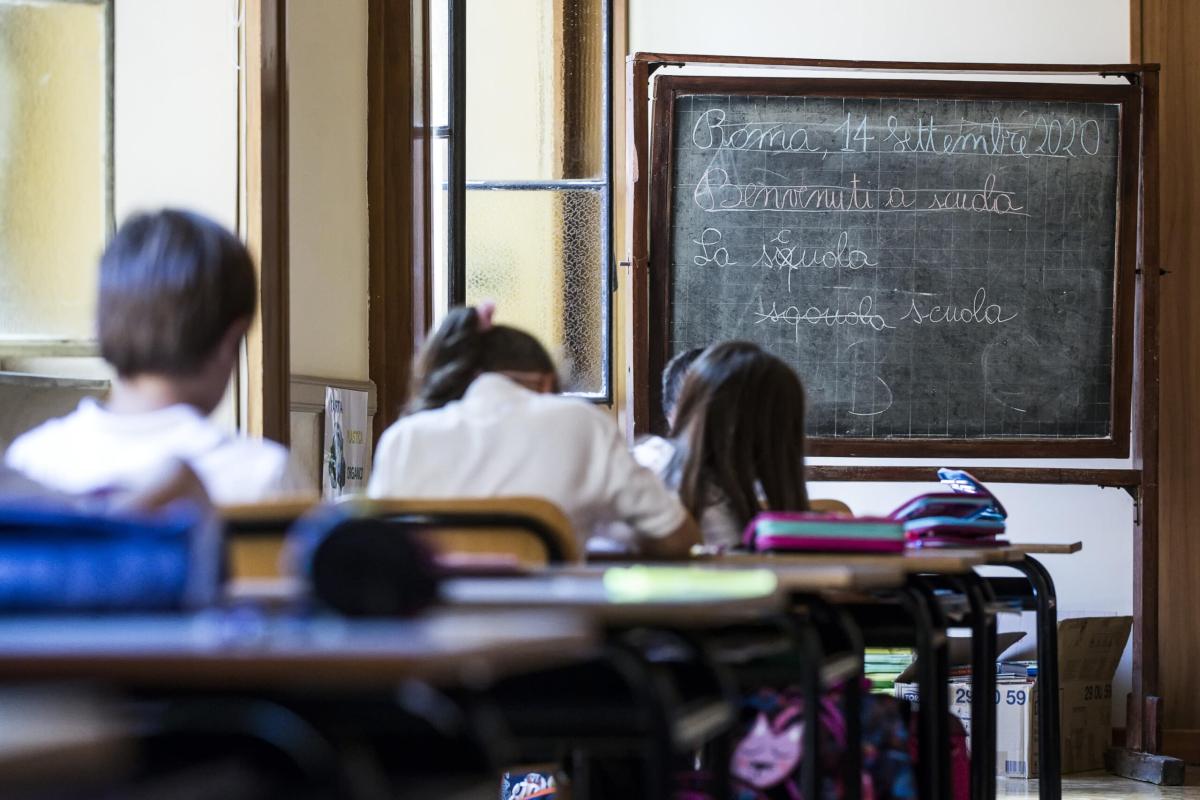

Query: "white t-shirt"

xmin=632 ymin=436 xmax=745 ymax=548
xmin=5 ymin=399 xmax=313 ymax=505
xmin=368 ymin=373 xmax=687 ymax=547
xmin=0 ymin=464 xmax=70 ymax=507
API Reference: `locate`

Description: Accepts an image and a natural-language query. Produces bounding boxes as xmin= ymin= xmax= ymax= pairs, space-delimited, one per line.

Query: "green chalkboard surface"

xmin=650 ymin=76 xmax=1139 ymax=451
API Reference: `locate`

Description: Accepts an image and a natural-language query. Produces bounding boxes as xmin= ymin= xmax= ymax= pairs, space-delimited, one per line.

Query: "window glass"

xmin=453 ymin=0 xmax=610 ymax=398
xmin=464 ymin=189 xmax=603 ymax=391
xmin=0 ymin=0 xmax=109 ymax=341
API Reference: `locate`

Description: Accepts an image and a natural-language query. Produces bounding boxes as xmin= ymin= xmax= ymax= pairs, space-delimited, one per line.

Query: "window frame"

xmin=368 ymin=0 xmax=432 ymax=437
xmin=441 ymin=0 xmax=615 ymax=403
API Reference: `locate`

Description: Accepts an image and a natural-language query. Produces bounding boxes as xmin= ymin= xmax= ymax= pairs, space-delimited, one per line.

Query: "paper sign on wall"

xmin=323 ymin=386 xmax=370 ymax=498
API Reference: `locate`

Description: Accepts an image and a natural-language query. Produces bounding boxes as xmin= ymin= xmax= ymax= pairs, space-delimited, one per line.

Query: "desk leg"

xmin=959 ymin=571 xmax=998 ymax=800
xmin=900 ymin=579 xmax=951 ymax=800
xmin=1009 ymin=556 xmax=1061 ymax=800
xmin=836 ymin=607 xmax=865 ymax=800
xmin=790 ymin=615 xmax=825 ymax=800
xmin=806 ymin=598 xmax=865 ymax=800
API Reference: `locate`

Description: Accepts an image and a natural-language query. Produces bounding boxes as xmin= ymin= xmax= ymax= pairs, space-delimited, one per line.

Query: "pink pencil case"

xmin=902 ymin=516 xmax=1007 ymax=543
xmin=743 ymin=512 xmax=907 ymax=554
xmin=889 ymin=493 xmax=997 ymax=522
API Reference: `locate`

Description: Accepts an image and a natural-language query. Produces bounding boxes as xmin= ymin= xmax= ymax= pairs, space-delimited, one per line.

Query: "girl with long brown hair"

xmin=658 ymin=341 xmax=810 ymax=546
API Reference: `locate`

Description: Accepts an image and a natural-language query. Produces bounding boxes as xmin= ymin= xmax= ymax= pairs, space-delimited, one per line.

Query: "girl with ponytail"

xmin=369 ymin=305 xmax=699 ymax=559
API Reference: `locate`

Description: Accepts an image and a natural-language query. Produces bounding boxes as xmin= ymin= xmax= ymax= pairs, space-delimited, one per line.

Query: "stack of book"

xmin=865 ymin=648 xmax=914 ymax=691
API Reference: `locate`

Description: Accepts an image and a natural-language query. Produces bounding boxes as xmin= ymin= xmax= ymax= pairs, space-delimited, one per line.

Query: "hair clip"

xmin=476 ymin=301 xmax=496 ymax=331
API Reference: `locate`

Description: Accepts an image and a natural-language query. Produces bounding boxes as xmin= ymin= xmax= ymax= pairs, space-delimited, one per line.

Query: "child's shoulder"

xmin=529 ymin=392 xmax=616 ymax=433
xmin=6 ymin=401 xmax=98 ymax=460
xmin=632 ymin=435 xmax=676 ymax=474
xmin=194 ymin=435 xmax=306 ymax=502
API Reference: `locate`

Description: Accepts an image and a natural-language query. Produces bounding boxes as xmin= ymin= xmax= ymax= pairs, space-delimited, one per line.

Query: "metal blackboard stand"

xmin=624 ymin=53 xmax=1174 ymax=784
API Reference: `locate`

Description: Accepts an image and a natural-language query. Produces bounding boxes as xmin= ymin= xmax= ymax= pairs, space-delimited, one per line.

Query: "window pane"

xmin=0 ymin=1 xmax=108 ymax=340
xmin=464 ymin=189 xmax=603 ymax=394
xmin=465 ymin=0 xmax=604 ymax=180
xmin=431 ymin=136 xmax=450 ymax=322
xmin=429 ymin=0 xmax=448 ymax=128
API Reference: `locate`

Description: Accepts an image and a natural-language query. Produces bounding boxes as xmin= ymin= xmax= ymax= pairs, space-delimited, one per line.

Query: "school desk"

xmin=227 ymin=566 xmax=802 ymax=799
xmin=708 ymin=549 xmax=995 ymax=800
xmin=0 ymin=608 xmax=600 ymax=798
xmin=0 ymin=608 xmax=595 ymax=688
xmin=944 ymin=541 xmax=1082 ymax=800
xmin=434 ymin=570 xmax=748 ymax=799
xmin=551 ymin=556 xmax=958 ymax=800
xmin=701 ymin=558 xmax=910 ymax=800
xmin=442 ymin=564 xmax=909 ymax=800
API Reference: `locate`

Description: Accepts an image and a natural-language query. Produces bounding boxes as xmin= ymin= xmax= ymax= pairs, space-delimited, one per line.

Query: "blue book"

xmin=0 ymin=504 xmax=219 ymax=611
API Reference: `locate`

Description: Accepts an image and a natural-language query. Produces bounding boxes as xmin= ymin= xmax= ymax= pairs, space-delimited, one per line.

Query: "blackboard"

xmin=649 ymin=76 xmax=1140 ymax=455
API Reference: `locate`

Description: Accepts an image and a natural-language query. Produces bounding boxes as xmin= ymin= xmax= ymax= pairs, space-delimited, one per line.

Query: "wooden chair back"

xmin=360 ymin=497 xmax=579 ymax=567
xmin=810 ymin=498 xmax=853 ymax=515
xmin=221 ymin=496 xmax=579 ymax=579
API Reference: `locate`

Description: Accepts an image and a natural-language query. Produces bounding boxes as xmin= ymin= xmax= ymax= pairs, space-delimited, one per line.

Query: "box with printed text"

xmin=892 ymin=616 xmax=1130 ymax=778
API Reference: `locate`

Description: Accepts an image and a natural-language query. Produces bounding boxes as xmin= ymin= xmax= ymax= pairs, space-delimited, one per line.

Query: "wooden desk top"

xmin=0 ymin=608 xmax=596 ymax=689
xmin=705 ymin=561 xmax=905 ymax=591
xmin=1009 ymin=541 xmax=1083 ymax=556
xmin=708 ymin=549 xmax=986 ymax=575
xmin=440 ymin=568 xmax=785 ymax=628
xmin=928 ymin=541 xmax=1084 ymax=564
xmin=556 ymin=561 xmax=905 ymax=592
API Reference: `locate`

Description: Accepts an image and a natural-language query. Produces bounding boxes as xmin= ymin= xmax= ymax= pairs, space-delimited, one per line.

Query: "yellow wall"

xmin=287 ymin=0 xmax=370 ymax=383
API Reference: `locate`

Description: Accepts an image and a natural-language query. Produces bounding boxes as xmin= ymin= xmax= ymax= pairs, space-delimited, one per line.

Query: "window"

xmin=432 ymin=0 xmax=613 ymax=400
xmin=0 ymin=0 xmax=112 ymax=351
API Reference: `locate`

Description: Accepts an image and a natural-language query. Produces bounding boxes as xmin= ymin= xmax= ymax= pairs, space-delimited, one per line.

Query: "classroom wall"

xmin=627 ymin=0 xmax=1137 ymax=724
xmin=114 ymin=0 xmax=238 ymax=229
xmin=287 ymin=0 xmax=370 ymax=383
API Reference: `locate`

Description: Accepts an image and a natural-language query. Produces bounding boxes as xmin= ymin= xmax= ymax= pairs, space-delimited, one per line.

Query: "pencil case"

xmin=889 ymin=493 xmax=998 ymax=523
xmin=893 ymin=469 xmax=1009 ymax=545
xmin=902 ymin=516 xmax=1008 ymax=546
xmin=743 ymin=512 xmax=907 ymax=554
xmin=289 ymin=506 xmax=440 ymax=617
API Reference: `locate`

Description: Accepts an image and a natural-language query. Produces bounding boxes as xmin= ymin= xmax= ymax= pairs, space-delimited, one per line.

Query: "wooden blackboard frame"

xmin=643 ymin=74 xmax=1142 ymax=458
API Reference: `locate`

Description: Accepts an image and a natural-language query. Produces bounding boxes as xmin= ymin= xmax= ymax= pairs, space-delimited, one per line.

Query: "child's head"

xmin=669 ymin=341 xmax=809 ymax=527
xmin=408 ymin=305 xmax=559 ymax=413
xmin=661 ymin=347 xmax=704 ymax=426
xmin=98 ymin=209 xmax=256 ymax=414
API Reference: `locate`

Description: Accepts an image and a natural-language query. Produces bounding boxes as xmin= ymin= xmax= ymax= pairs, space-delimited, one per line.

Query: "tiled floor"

xmin=1000 ymin=772 xmax=1200 ymax=799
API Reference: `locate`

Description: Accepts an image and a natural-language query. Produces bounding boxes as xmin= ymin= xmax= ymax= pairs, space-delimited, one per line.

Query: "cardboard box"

xmin=892 ymin=616 xmax=1130 ymax=779
xmin=1006 ymin=616 xmax=1132 ymax=776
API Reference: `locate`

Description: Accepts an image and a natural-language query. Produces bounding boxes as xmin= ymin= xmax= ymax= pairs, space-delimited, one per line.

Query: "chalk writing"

xmin=752 ymin=295 xmax=894 ymax=340
xmin=693 ymin=227 xmax=736 ymax=267
xmin=689 ymin=106 xmax=1105 ymax=159
xmin=900 ymin=288 xmax=1019 ymax=326
xmin=692 ymin=107 xmax=821 ymax=153
xmin=848 ymin=376 xmax=895 ymax=417
xmin=754 ymin=230 xmax=879 ymax=292
xmin=694 ymin=169 xmax=1029 ymax=217
xmin=925 ymin=174 xmax=1028 ymax=217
